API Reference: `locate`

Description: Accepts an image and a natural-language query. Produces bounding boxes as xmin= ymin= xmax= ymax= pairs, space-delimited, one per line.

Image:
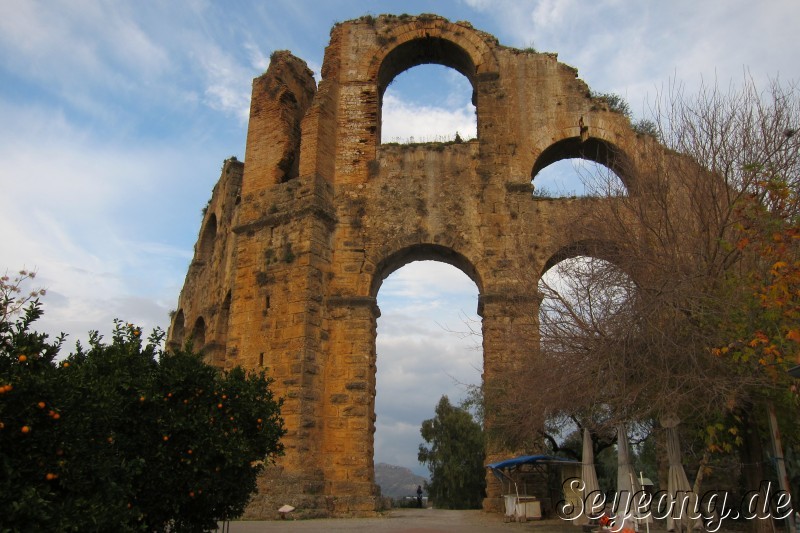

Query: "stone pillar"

xmin=320 ymin=296 xmax=381 ymax=516
xmin=478 ymin=290 xmax=541 ymax=511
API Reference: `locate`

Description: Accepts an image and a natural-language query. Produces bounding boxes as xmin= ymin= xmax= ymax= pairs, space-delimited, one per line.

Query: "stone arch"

xmin=369 ymin=253 xmax=483 ymax=490
xmin=197 ymin=214 xmax=217 ymax=261
xmin=369 ymin=243 xmax=483 ymax=298
xmin=377 ymin=38 xmax=476 ymax=101
xmin=214 ymin=291 xmax=232 ymax=365
xmin=191 ymin=316 xmax=206 ymax=350
xmin=367 ymin=18 xmax=499 ymax=83
xmin=541 ymin=239 xmax=629 ymax=280
xmin=170 ymin=309 xmax=185 ymax=349
xmin=367 ymin=19 xmax=499 ymax=145
xmin=532 ymin=136 xmax=636 ymax=194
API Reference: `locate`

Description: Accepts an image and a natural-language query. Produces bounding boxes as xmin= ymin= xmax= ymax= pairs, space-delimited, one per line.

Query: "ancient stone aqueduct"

xmin=168 ymin=14 xmax=682 ymax=517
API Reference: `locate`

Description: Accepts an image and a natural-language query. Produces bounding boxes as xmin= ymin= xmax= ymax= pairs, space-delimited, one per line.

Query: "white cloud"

xmin=0 ymin=1 xmax=170 ymax=98
xmin=244 ymin=40 xmax=271 ymax=73
xmin=470 ymin=1 xmax=800 ymax=120
xmin=529 ymin=0 xmax=577 ymax=29
xmin=374 ymin=262 xmax=482 ymax=476
xmin=0 ymin=197 xmax=192 ymax=347
xmin=381 ymin=93 xmax=477 ymax=143
xmin=0 ymin=99 xmax=211 ymax=347
xmin=380 ymin=261 xmax=478 ymax=296
xmin=195 ymin=44 xmax=254 ymax=123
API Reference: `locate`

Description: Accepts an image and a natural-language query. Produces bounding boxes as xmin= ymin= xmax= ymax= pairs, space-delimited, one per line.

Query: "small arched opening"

xmin=197 ymin=214 xmax=217 ymax=262
xmin=170 ymin=309 xmax=185 ymax=350
xmin=531 ymin=138 xmax=633 ymax=198
xmin=214 ymin=291 xmax=232 ymax=365
xmin=191 ymin=316 xmax=206 ymax=351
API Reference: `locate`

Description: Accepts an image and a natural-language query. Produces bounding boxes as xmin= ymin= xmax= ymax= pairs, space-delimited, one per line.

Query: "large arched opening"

xmin=377 ymin=37 xmax=478 ymax=145
xmin=371 ymin=246 xmax=483 ymax=498
xmin=533 ymin=252 xmax=639 ymax=492
xmin=381 ymin=64 xmax=476 ymax=144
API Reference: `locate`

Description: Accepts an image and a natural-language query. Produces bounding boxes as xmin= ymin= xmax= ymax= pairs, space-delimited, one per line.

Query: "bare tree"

xmin=486 ymin=78 xmax=800 ymax=531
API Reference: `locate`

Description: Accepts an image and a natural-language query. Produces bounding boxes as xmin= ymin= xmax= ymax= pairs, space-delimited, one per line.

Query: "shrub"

xmin=0 ymin=276 xmax=285 ymax=532
xmin=632 ymin=118 xmax=660 ymax=139
xmin=590 ymin=91 xmax=632 ymax=118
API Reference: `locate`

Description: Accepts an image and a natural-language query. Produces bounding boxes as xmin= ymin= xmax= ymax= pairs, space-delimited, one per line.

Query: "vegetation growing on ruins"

xmin=589 ymin=91 xmax=632 ymax=118
xmin=0 ymin=271 xmax=285 ymax=532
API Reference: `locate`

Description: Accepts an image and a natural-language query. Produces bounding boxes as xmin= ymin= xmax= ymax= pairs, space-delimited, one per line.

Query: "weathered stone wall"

xmin=170 ymin=158 xmax=242 ymax=366
xmin=169 ymin=14 xmax=679 ymax=517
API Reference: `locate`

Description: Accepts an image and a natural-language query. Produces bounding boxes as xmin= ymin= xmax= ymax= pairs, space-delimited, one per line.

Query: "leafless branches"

xmin=487 ymin=77 xmax=800 ymax=452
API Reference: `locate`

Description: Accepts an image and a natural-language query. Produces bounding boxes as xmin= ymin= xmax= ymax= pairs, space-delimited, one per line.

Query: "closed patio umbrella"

xmin=617 ymin=424 xmax=651 ymax=531
xmin=581 ymin=428 xmax=603 ymax=520
xmin=662 ymin=414 xmax=699 ymax=532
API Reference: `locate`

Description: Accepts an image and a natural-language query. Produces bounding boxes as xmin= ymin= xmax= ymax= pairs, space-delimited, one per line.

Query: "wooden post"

xmin=768 ymin=403 xmax=796 ymax=533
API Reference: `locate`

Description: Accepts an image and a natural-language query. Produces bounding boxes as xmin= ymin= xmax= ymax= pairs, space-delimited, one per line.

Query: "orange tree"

xmin=0 ymin=276 xmax=285 ymax=532
xmin=710 ymin=169 xmax=800 ymax=503
xmin=717 ymin=172 xmax=800 ymax=381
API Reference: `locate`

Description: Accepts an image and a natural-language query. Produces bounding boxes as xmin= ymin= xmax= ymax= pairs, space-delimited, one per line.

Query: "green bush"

xmin=632 ymin=118 xmax=660 ymax=139
xmin=0 ymin=273 xmax=285 ymax=532
xmin=590 ymin=91 xmax=632 ymax=118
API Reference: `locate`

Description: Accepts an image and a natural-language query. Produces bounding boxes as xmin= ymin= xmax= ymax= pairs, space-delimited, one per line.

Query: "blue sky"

xmin=1 ymin=0 xmax=798 ymax=478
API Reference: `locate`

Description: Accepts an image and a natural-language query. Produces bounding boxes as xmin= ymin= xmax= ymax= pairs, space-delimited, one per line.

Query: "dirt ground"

xmin=223 ymin=508 xmax=591 ymax=533
xmin=221 ymin=507 xmax=792 ymax=532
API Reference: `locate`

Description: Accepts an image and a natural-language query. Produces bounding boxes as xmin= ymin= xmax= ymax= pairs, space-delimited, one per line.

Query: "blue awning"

xmin=486 ymin=454 xmax=578 ymax=471
xmin=487 ymin=455 xmax=580 ymax=493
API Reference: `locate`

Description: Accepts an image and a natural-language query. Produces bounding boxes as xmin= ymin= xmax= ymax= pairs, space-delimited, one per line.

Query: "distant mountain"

xmin=375 ymin=463 xmax=428 ymax=499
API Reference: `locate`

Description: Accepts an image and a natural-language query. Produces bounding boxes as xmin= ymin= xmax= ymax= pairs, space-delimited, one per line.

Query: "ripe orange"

xmin=163 ymin=435 xmax=169 ymax=441
xmin=18 ymin=355 xmax=27 ymax=363
xmin=37 ymin=401 xmax=46 ymax=409
xmin=21 ymin=425 xmax=31 ymax=434
xmin=46 ymin=473 xmax=57 ymax=481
